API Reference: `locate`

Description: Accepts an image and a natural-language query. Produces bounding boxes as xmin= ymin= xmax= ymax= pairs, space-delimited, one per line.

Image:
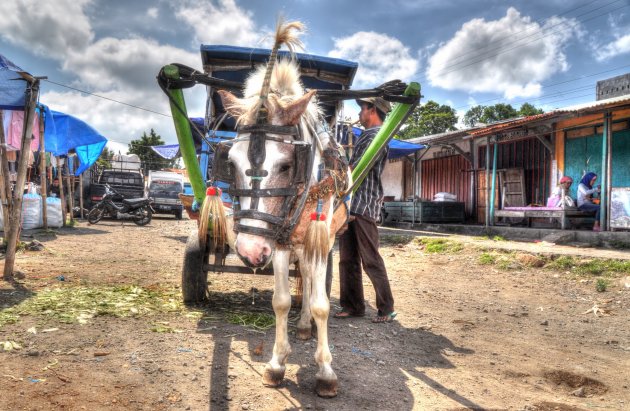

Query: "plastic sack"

xmin=46 ymin=197 xmax=63 ymax=228
xmin=22 ymin=193 xmax=42 ymax=229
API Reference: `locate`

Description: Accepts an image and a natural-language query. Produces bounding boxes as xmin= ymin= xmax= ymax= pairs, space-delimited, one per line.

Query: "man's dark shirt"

xmin=349 ymin=126 xmax=388 ymax=221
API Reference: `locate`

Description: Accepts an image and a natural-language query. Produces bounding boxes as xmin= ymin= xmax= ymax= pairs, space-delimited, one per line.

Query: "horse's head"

xmin=217 ymin=60 xmax=320 ymax=268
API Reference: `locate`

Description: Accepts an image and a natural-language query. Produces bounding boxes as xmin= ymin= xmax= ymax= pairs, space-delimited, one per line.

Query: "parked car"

xmin=147 ymin=171 xmax=184 ymax=219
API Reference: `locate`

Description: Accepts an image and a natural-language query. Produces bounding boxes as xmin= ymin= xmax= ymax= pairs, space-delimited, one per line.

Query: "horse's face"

xmin=228 ymin=137 xmax=296 ymax=267
xmin=218 ymin=89 xmax=316 ymax=268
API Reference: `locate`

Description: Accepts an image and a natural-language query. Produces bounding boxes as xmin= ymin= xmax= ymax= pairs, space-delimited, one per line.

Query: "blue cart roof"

xmin=200 ymin=45 xmax=358 ymax=88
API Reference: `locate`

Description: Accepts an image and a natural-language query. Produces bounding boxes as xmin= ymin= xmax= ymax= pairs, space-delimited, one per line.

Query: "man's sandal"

xmin=372 ymin=312 xmax=397 ymax=323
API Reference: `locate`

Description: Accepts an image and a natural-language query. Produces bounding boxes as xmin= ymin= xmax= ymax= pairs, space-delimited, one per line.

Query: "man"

xmin=335 ymin=97 xmax=396 ymax=323
xmin=49 ymin=178 xmax=61 ymax=198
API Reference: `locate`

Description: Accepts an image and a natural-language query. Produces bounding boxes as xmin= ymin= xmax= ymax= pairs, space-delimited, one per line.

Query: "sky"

xmin=1 ymin=0 xmax=629 ymax=154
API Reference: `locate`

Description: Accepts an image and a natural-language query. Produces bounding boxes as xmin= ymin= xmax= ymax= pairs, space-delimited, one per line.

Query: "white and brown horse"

xmin=205 ymin=21 xmax=349 ymax=397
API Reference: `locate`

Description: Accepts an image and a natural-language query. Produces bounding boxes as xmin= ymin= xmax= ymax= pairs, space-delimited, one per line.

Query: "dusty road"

xmin=1 ymin=216 xmax=629 ymax=410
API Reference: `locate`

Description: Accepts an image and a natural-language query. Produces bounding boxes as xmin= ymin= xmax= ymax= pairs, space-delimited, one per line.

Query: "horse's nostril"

xmin=261 ymin=245 xmax=271 ymax=257
xmin=259 ymin=253 xmax=268 ymax=267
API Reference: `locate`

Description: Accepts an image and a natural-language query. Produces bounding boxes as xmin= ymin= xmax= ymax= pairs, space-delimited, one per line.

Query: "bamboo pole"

xmin=57 ymin=157 xmax=67 ymax=226
xmin=79 ymin=174 xmax=84 ymax=219
xmin=3 ymin=79 xmax=40 ymax=280
xmin=66 ymin=170 xmax=73 ymax=224
xmin=0 ymin=111 xmax=11 ymax=234
xmin=39 ymin=110 xmax=48 ymax=229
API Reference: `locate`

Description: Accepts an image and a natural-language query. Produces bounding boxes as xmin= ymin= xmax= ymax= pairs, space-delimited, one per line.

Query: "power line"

xmin=443 ymin=0 xmax=611 ymax=67
xmin=430 ymin=2 xmax=628 ymax=80
xmin=43 ymin=79 xmax=172 ymax=118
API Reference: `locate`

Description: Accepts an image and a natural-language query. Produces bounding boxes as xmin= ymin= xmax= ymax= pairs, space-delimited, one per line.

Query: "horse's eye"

xmin=279 ymin=164 xmax=291 ymax=173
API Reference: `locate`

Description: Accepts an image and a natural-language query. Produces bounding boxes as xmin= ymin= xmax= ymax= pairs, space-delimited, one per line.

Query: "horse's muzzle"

xmin=235 ymin=234 xmax=274 ymax=269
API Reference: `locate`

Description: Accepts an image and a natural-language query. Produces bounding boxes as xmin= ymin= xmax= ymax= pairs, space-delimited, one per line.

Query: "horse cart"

xmin=159 ymin=45 xmax=361 ymax=302
xmin=158 ymin=21 xmax=419 ymax=397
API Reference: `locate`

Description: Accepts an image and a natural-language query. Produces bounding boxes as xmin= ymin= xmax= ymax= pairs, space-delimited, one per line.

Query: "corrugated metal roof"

xmin=552 ymin=94 xmax=630 ymax=113
xmin=469 ymin=112 xmax=560 ymax=137
xmin=469 ymin=94 xmax=630 ymax=138
xmin=405 ymin=126 xmax=481 ymax=145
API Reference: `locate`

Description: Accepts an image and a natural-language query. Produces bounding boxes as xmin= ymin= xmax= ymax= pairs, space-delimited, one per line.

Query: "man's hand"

xmin=336 ymin=215 xmax=355 ymax=237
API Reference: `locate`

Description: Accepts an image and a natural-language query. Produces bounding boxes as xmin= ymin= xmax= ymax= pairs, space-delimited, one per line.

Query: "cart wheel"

xmin=325 ymin=250 xmax=333 ymax=299
xmin=182 ymin=231 xmax=208 ymax=304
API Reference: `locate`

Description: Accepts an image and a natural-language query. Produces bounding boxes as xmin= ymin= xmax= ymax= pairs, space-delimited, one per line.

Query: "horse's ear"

xmin=217 ymin=90 xmax=246 ymax=119
xmin=269 ymin=90 xmax=316 ymax=126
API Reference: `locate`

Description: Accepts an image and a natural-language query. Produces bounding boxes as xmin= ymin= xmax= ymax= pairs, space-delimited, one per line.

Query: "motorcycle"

xmin=87 ymin=184 xmax=154 ymax=226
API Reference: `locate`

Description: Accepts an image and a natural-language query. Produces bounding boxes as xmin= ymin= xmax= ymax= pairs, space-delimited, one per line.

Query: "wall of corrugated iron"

xmin=478 ymin=137 xmax=551 ymax=205
xmin=420 ymin=154 xmax=472 ymax=216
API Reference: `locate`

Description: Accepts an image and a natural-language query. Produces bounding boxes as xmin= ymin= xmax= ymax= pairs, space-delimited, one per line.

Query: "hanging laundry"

xmin=7 ymin=110 xmax=40 ymax=151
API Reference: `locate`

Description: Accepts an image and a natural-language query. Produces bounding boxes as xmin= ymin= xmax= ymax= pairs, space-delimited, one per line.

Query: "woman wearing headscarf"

xmin=547 ymin=176 xmax=575 ymax=208
xmin=577 ymin=172 xmax=601 ymax=231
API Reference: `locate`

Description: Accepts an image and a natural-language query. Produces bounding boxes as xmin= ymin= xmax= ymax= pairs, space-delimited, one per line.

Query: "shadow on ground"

xmin=190 ymin=288 xmax=479 ymax=411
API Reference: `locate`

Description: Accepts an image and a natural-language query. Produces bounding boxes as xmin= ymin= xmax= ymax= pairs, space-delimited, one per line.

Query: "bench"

xmin=494 ymin=207 xmax=594 ymax=229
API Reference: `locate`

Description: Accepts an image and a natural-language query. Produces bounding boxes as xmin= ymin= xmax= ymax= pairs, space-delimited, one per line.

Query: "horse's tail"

xmin=256 ymin=19 xmax=305 ymax=120
xmin=198 ymin=187 xmax=227 ymax=252
xmin=303 ymin=199 xmax=330 ymax=266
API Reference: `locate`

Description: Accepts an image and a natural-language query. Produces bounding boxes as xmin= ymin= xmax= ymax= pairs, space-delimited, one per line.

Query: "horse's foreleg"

xmin=262 ymin=249 xmax=292 ymax=387
xmin=296 ymin=251 xmax=313 ymax=340
xmin=306 ymin=256 xmax=338 ymax=398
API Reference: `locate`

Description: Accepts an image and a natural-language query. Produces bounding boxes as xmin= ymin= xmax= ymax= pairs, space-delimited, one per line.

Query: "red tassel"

xmin=310 ymin=212 xmax=326 ymax=221
xmin=206 ymin=186 xmax=222 ymax=197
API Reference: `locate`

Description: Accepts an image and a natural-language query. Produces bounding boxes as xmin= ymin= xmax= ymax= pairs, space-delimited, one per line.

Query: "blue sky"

xmin=1 ymin=0 xmax=629 ymax=153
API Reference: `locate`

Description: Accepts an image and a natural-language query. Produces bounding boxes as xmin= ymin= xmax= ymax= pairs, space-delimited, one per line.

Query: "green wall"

xmin=564 ymin=129 xmax=630 ymax=197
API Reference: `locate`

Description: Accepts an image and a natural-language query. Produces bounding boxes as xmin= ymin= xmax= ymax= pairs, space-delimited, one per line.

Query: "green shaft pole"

xmin=351 ymin=82 xmax=421 ymax=192
xmin=163 ymin=65 xmax=206 ymax=204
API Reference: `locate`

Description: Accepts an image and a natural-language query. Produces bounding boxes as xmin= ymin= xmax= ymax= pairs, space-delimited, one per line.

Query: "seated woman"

xmin=577 ymin=172 xmax=601 ymax=231
xmin=547 ymin=176 xmax=575 ymax=208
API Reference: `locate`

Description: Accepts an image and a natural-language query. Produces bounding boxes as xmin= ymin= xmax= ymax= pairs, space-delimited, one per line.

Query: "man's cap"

xmin=559 ymin=176 xmax=573 ymax=184
xmin=356 ymin=97 xmax=391 ymax=115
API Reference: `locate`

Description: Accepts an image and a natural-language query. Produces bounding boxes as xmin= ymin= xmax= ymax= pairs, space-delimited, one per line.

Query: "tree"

xmin=463 ymin=105 xmax=485 ymax=127
xmin=518 ymin=102 xmax=544 ymax=117
xmin=128 ymin=129 xmax=176 ymax=173
xmin=463 ymin=102 xmax=544 ymax=127
xmin=397 ymin=100 xmax=458 ymax=140
xmin=96 ymin=146 xmax=114 ymax=169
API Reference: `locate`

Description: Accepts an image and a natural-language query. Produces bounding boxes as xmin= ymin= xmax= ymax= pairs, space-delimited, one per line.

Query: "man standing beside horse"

xmin=335 ymin=97 xmax=397 ymax=323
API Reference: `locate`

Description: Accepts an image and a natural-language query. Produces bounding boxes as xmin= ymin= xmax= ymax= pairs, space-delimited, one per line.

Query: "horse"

xmin=202 ymin=20 xmax=350 ymax=398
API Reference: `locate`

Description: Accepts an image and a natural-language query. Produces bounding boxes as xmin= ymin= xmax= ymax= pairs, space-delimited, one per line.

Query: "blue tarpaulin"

xmin=342 ymin=126 xmax=425 ymax=159
xmin=41 ymin=105 xmax=107 ymax=175
xmin=0 ymin=54 xmax=28 ymax=110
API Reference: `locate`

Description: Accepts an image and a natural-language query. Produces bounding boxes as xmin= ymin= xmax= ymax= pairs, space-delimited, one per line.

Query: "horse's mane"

xmin=226 ymin=59 xmax=322 ymax=141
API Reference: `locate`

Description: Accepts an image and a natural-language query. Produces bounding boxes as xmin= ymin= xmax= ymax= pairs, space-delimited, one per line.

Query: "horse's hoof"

xmin=296 ymin=326 xmax=312 ymax=340
xmin=315 ymin=378 xmax=338 ymax=398
xmin=262 ymin=366 xmax=285 ymax=387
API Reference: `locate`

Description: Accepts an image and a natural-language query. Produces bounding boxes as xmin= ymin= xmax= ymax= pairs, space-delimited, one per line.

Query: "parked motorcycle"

xmin=87 ymin=184 xmax=154 ymax=226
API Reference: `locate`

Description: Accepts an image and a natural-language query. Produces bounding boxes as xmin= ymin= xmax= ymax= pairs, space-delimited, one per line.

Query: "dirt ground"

xmin=1 ymin=216 xmax=629 ymax=410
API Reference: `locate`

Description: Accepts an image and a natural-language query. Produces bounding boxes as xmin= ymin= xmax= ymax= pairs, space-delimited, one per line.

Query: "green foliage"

xmin=492 ymin=235 xmax=506 ymax=242
xmin=96 ymin=146 xmax=115 ymax=169
xmin=0 ymin=285 xmax=196 ymax=329
xmin=546 ymin=255 xmax=576 ymax=270
xmin=398 ymin=100 xmax=458 ymax=140
xmin=463 ymin=103 xmax=544 ymax=127
xmin=416 ymin=237 xmax=463 ymax=253
xmin=478 ymin=252 xmax=497 ymax=265
xmin=596 ymin=278 xmax=608 ymax=292
xmin=227 ymin=312 xmax=275 ymax=330
xmin=128 ymin=129 xmax=176 ymax=173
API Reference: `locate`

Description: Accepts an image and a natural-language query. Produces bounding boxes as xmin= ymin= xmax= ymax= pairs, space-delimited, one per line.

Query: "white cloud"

xmin=147 ymin=7 xmax=159 ymax=18
xmin=593 ymin=14 xmax=630 ymax=61
xmin=595 ymin=34 xmax=630 ymax=60
xmin=41 ymin=86 xmax=207 ymax=147
xmin=328 ymin=31 xmax=418 ymax=88
xmin=0 ymin=0 xmax=94 ymax=58
xmin=427 ymin=7 xmax=582 ymax=99
xmin=64 ymin=36 xmax=200 ymax=92
xmin=175 ymin=0 xmax=263 ymax=47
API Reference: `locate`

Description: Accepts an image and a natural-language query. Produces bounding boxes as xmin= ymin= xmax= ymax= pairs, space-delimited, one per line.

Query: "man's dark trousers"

xmin=338 ymin=214 xmax=394 ymax=316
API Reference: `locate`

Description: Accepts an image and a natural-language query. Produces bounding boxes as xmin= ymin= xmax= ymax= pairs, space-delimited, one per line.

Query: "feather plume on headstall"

xmin=198 ymin=186 xmax=227 ymax=251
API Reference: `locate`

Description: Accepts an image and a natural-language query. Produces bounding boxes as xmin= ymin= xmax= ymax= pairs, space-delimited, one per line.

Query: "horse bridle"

xmin=212 ymin=118 xmax=316 ymax=245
